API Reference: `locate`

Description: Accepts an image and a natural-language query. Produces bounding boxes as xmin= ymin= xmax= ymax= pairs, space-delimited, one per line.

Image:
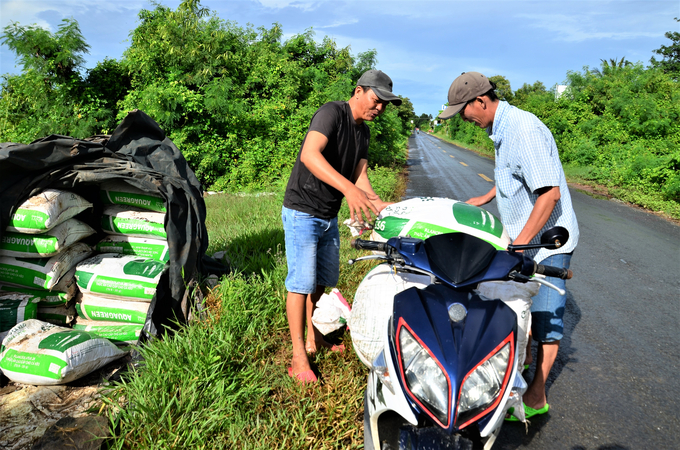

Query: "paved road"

xmin=405 ymin=132 xmax=680 ymax=450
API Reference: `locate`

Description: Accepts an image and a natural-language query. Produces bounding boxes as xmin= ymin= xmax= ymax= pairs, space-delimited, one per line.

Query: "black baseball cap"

xmin=357 ymin=70 xmax=402 ymax=106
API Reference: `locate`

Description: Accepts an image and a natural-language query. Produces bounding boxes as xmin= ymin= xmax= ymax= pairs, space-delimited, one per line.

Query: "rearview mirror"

xmin=540 ymin=226 xmax=569 ymax=248
xmin=508 ymin=226 xmax=570 ymax=252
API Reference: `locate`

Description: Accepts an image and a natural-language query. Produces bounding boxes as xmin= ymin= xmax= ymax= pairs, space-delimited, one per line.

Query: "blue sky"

xmin=1 ymin=0 xmax=678 ymax=117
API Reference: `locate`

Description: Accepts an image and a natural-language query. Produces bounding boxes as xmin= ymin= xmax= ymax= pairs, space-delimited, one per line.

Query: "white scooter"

xmin=348 ymin=226 xmax=572 ymax=450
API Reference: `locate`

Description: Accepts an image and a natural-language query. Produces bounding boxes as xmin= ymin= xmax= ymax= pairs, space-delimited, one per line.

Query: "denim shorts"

xmin=282 ymin=206 xmax=340 ymax=294
xmin=531 ymin=252 xmax=573 ymax=342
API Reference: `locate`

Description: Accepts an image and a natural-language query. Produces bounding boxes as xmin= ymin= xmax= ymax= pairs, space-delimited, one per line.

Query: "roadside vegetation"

xmin=435 ymin=18 xmax=680 ymax=219
xmin=0 ymin=0 xmax=415 ymax=191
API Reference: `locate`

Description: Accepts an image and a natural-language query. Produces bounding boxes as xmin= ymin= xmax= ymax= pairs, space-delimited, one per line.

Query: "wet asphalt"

xmin=403 ymin=132 xmax=680 ymax=450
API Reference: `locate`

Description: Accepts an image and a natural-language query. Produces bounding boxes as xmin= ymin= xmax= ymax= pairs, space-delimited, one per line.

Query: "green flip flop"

xmin=505 ymin=402 xmax=549 ymax=422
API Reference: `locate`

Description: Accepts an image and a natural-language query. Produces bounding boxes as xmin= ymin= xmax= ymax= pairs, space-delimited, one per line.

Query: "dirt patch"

xmin=0 ymin=352 xmax=136 ymax=450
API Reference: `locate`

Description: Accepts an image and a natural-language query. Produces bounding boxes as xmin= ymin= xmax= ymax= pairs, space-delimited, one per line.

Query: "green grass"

xmin=99 ymin=167 xmax=405 ymax=449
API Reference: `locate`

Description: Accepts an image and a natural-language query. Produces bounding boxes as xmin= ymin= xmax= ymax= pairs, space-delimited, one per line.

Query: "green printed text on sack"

xmin=0 ymin=349 xmax=67 ymax=380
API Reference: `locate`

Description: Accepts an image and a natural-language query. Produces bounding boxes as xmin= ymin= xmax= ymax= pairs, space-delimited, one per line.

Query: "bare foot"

xmin=290 ymin=352 xmax=312 ymax=376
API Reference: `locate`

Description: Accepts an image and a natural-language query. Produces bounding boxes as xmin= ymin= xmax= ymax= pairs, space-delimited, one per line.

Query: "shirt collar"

xmin=488 ymin=101 xmax=510 ymax=143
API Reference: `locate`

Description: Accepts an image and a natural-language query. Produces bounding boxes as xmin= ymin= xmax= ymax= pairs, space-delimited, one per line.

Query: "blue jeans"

xmin=282 ymin=206 xmax=340 ymax=294
xmin=531 ymin=252 xmax=573 ymax=342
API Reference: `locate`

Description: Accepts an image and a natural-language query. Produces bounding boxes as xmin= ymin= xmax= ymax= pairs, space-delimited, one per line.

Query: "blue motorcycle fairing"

xmin=391 ymin=284 xmax=517 ymax=433
xmin=385 ymin=235 xmax=535 ymax=289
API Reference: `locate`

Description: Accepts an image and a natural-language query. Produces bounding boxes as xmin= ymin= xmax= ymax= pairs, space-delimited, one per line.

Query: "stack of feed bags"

xmin=72 ymin=181 xmax=169 ymax=346
xmin=0 ymin=189 xmax=94 ymax=330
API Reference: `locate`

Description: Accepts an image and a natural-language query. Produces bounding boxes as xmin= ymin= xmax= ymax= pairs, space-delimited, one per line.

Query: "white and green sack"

xmin=75 ymin=292 xmax=150 ymax=324
xmin=0 ymin=218 xmax=96 ymax=258
xmin=99 ymin=180 xmax=166 ymax=213
xmin=0 ymin=293 xmax=40 ymax=341
xmin=371 ymin=197 xmax=511 ymax=250
xmin=0 ymin=319 xmax=126 ymax=385
xmin=75 ymin=254 xmax=164 ymax=301
xmin=0 ymin=243 xmax=92 ymax=290
xmin=73 ymin=318 xmax=143 ymax=346
xmin=101 ymin=205 xmax=166 ymax=239
xmin=95 ymin=235 xmax=169 ymax=262
xmin=37 ymin=303 xmax=76 ymax=326
xmin=0 ymin=284 xmax=70 ymax=306
xmin=6 ymin=189 xmax=92 ymax=234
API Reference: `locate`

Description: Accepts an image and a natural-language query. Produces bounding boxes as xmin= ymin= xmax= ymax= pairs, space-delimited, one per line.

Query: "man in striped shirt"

xmin=439 ymin=72 xmax=579 ymax=420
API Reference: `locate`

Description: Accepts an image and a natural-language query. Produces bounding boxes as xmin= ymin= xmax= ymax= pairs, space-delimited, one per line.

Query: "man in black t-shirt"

xmin=282 ymin=70 xmax=401 ymax=382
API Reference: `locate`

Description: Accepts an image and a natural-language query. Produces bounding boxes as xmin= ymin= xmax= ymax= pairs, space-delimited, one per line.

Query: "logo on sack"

xmin=2 ymin=236 xmax=32 ymax=246
xmin=117 ymin=222 xmax=158 ymax=232
xmin=11 ymin=213 xmax=27 ymax=222
xmin=115 ymin=196 xmax=151 ymax=207
xmin=91 ymin=310 xmax=133 ymax=322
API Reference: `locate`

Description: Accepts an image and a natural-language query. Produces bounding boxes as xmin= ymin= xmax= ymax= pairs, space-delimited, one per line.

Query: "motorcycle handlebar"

xmin=351 ymin=239 xmax=388 ymax=252
xmin=535 ymin=264 xmax=573 ymax=280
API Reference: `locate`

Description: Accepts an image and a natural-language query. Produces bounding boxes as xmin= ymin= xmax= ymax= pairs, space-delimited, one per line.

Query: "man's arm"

xmin=512 ymin=186 xmax=560 ymax=246
xmin=299 ymin=131 xmax=378 ymax=222
xmin=353 ymin=159 xmax=392 ymax=213
xmin=466 ymin=186 xmax=497 ymax=206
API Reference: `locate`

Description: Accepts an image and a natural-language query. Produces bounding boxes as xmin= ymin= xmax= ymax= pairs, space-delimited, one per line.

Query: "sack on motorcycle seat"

xmin=6 ymin=189 xmax=92 ymax=234
xmin=349 ymin=264 xmax=431 ymax=367
xmin=370 ymin=197 xmax=511 ymax=250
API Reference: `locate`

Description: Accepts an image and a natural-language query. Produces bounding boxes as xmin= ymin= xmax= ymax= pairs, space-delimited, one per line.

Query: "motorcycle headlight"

xmin=398 ymin=325 xmax=450 ymax=425
xmin=456 ymin=340 xmax=513 ymax=428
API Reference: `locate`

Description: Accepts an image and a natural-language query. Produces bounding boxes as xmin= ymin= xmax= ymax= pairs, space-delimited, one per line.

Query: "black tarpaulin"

xmin=0 ymin=110 xmax=227 ymax=338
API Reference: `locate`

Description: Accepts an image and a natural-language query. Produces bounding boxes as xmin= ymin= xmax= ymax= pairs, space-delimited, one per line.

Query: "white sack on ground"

xmin=99 ymin=180 xmax=166 ymax=213
xmin=5 ymin=189 xmax=92 ymax=234
xmin=0 ymin=293 xmax=40 ymax=341
xmin=0 ymin=218 xmax=96 ymax=258
xmin=37 ymin=303 xmax=76 ymax=326
xmin=0 ymin=243 xmax=92 ymax=290
xmin=0 ymin=319 xmax=126 ymax=385
xmin=370 ymin=197 xmax=511 ymax=250
xmin=75 ymin=253 xmax=164 ymax=301
xmin=349 ymin=264 xmax=432 ymax=367
xmin=101 ymin=205 xmax=167 ymax=240
xmin=73 ymin=318 xmax=143 ymax=346
xmin=95 ymin=235 xmax=169 ymax=262
xmin=75 ymin=292 xmax=150 ymax=324
xmin=311 ymin=289 xmax=351 ymax=336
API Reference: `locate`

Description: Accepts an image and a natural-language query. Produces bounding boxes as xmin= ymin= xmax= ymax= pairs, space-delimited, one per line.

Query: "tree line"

xmin=439 ymin=18 xmax=680 ymax=212
xmin=0 ymin=0 xmax=417 ymax=190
